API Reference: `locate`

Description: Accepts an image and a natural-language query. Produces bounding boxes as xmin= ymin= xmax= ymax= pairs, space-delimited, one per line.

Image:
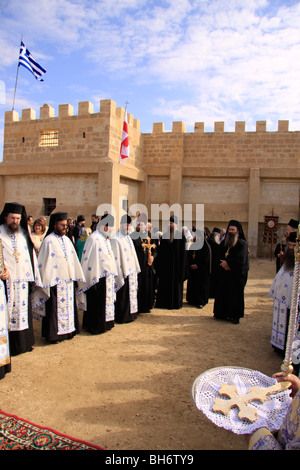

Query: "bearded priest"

xmin=213 ymin=220 xmax=249 ymax=324
xmin=37 ymin=212 xmax=86 ymax=343
xmin=78 ymin=214 xmax=121 ymax=334
xmin=0 ymin=202 xmax=48 ymax=356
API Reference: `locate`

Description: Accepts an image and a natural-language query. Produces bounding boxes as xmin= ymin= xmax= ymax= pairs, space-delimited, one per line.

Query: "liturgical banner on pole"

xmin=263 ymin=215 xmax=278 ymax=244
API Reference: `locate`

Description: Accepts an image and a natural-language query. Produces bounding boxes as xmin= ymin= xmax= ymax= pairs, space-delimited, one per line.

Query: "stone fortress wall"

xmin=1 ymin=99 xmax=299 ymax=257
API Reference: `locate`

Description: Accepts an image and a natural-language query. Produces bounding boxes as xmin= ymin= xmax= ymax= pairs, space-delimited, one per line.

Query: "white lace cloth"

xmin=192 ymin=366 xmax=292 ymax=435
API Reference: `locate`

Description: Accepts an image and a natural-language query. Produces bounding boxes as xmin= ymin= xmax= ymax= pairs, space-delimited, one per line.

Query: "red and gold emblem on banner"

xmin=263 ymin=215 xmax=278 ymax=244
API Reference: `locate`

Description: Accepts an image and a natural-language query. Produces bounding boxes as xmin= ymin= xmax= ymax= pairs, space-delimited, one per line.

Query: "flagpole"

xmin=119 ymin=100 xmax=130 ymax=164
xmin=12 ymin=35 xmax=22 ymax=111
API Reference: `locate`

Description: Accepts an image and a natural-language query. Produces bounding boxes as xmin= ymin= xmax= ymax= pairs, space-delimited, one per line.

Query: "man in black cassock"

xmin=131 ymin=212 xmax=156 ymax=314
xmin=207 ymin=227 xmax=222 ymax=299
xmin=155 ymin=216 xmax=187 ymax=310
xmin=213 ymin=220 xmax=249 ymax=324
xmin=274 ymin=233 xmax=287 ymax=273
xmin=186 ymin=229 xmax=211 ymax=309
xmin=79 ymin=214 xmax=119 ymax=334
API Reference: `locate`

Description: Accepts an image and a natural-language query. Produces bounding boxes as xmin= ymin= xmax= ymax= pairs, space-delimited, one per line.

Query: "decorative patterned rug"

xmin=0 ymin=410 xmax=103 ymax=450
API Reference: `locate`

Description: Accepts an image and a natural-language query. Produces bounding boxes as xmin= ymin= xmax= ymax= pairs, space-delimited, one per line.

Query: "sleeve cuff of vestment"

xmin=248 ymin=428 xmax=274 ymax=449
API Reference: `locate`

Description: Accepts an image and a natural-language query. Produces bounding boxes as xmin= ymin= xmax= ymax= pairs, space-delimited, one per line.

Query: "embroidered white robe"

xmin=37 ymin=233 xmax=86 ymax=336
xmin=111 ymin=230 xmax=140 ymax=314
xmin=0 ymin=224 xmax=48 ymax=332
xmin=77 ymin=230 xmax=121 ymax=322
xmin=269 ymin=266 xmax=295 ymax=350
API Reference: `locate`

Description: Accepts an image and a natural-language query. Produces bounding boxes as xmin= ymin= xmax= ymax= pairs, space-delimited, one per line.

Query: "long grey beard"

xmin=224 ymin=232 xmax=238 ymax=250
xmin=282 ymin=247 xmax=295 ymax=272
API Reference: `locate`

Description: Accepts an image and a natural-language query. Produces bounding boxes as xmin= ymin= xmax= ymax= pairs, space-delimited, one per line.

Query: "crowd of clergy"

xmin=1 ymin=202 xmax=300 ymax=450
xmin=0 ymin=202 xmax=299 ymax=386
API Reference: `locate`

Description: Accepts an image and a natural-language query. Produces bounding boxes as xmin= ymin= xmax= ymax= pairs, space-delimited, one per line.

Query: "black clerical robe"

xmin=42 ymin=285 xmax=80 ymax=342
xmin=274 ymin=242 xmax=286 ymax=273
xmin=131 ymin=232 xmax=156 ymax=314
xmin=213 ymin=238 xmax=249 ymax=322
xmin=186 ymin=239 xmax=211 ymax=308
xmin=82 ymin=278 xmax=114 ymax=334
xmin=155 ymin=232 xmax=187 ymax=310
xmin=114 ymin=278 xmax=137 ymax=323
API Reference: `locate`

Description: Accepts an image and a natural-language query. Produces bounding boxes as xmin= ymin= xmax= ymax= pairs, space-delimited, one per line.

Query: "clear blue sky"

xmin=0 ymin=0 xmax=300 ymax=161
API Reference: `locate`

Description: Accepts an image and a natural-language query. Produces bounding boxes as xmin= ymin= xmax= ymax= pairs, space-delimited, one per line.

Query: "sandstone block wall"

xmin=1 ymin=100 xmax=299 ymax=257
xmin=1 ymin=100 xmax=145 ymax=223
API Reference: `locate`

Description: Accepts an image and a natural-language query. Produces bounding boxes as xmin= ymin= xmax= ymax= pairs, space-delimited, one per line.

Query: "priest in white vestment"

xmin=37 ymin=212 xmax=86 ymax=343
xmin=78 ymin=214 xmax=122 ymax=334
xmin=269 ymin=232 xmax=298 ymax=355
xmin=111 ymin=214 xmax=140 ymax=323
xmin=0 ymin=202 xmax=48 ymax=356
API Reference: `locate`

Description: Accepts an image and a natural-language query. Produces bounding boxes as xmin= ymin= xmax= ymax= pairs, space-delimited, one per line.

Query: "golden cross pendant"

xmin=212 ymin=381 xmax=291 ymax=422
xmin=13 ymin=247 xmax=21 ymax=263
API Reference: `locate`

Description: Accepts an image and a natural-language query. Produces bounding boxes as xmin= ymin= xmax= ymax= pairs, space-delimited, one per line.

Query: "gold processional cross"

xmin=141 ymin=237 xmax=156 ymax=266
xmin=212 ymin=381 xmax=291 ymax=422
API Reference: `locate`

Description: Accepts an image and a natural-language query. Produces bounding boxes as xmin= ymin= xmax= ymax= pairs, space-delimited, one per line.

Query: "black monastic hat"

xmin=170 ymin=215 xmax=178 ymax=224
xmin=0 ymin=202 xmax=28 ymax=231
xmin=46 ymin=212 xmax=68 ymax=237
xmin=99 ymin=214 xmax=114 ymax=226
xmin=288 ymin=232 xmax=297 ymax=243
xmin=212 ymin=227 xmax=221 ymax=233
xmin=120 ymin=214 xmax=132 ymax=224
xmin=226 ymin=219 xmax=246 ymax=240
xmin=288 ymin=219 xmax=299 ymax=229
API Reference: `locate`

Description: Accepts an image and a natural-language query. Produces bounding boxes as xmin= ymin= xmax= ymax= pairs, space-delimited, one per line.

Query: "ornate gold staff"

xmin=281 ymin=223 xmax=300 ymax=376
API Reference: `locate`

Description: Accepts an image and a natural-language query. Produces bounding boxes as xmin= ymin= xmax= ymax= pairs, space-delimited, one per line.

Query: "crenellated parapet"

xmin=4 ymin=99 xmax=140 ymax=131
xmin=150 ymin=119 xmax=291 ymax=134
xmin=142 ymin=117 xmax=299 ymax=172
xmin=3 ymin=99 xmax=142 ymax=165
xmin=5 ymin=102 xmax=292 ymax=135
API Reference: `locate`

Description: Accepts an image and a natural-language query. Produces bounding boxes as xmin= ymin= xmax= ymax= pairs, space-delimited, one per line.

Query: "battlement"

xmin=4 ymin=99 xmax=141 ymax=131
xmin=5 ymin=100 xmax=295 ymax=136
xmin=151 ymin=120 xmax=292 ymax=134
xmin=3 ymin=99 xmax=144 ymax=165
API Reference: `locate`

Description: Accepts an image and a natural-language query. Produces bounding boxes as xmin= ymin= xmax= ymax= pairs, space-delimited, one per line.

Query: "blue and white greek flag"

xmin=18 ymin=41 xmax=46 ymax=81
